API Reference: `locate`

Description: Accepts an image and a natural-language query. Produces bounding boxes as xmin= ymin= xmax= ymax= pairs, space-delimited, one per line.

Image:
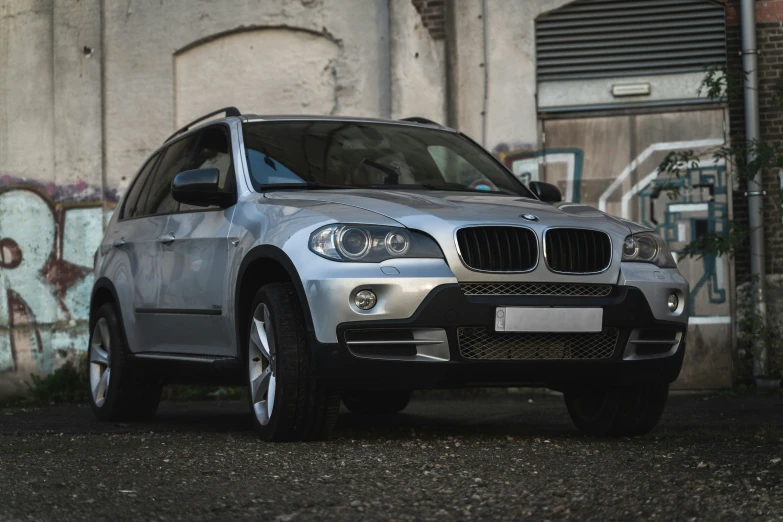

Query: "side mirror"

xmin=171 ymin=168 xmax=233 ymax=208
xmin=529 ymin=181 xmax=562 ymax=203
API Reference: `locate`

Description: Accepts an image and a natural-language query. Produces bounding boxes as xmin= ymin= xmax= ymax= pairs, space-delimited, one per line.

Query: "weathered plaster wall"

xmin=450 ymin=0 xmax=572 ymax=149
xmin=1 ymin=0 xmax=105 ymax=397
xmin=0 ymin=0 xmax=446 ymax=397
xmin=1 ymin=0 xmax=740 ymax=395
xmin=102 ymin=0 xmax=392 ymax=195
xmin=389 ymin=0 xmax=447 ymax=122
xmin=174 ymin=28 xmax=342 ymax=126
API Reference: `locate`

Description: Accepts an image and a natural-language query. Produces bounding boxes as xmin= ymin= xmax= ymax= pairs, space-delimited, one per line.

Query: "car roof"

xmin=164 ymin=113 xmax=456 ymax=145
xmin=240 ymin=114 xmax=455 ymax=130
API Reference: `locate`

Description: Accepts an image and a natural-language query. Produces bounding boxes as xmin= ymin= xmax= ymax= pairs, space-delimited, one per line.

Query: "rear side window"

xmin=141 ymin=134 xmax=199 ymax=216
xmin=122 ymin=151 xmax=161 ymax=219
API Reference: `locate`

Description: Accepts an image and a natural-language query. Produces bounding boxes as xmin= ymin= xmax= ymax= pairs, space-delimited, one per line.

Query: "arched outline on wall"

xmin=171 ymin=25 xmax=344 ymax=121
xmin=173 ymin=25 xmax=343 ymax=57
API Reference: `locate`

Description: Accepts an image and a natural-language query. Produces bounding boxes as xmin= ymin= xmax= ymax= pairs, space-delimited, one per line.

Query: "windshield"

xmin=242 ymin=121 xmax=534 ymax=197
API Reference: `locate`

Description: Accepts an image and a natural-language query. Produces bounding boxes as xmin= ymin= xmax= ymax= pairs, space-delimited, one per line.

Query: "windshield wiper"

xmin=259 ymin=182 xmax=350 ymax=191
xmin=360 ymin=183 xmax=512 ymax=194
xmin=416 ymin=183 xmax=515 ymax=195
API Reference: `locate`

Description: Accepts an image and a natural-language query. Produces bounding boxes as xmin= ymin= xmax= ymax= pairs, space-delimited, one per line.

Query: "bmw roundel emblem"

xmin=521 ymin=214 xmax=539 ymax=222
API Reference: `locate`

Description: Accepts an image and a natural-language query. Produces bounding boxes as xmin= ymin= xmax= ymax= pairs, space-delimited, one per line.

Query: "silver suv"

xmin=89 ymin=108 xmax=689 ymax=441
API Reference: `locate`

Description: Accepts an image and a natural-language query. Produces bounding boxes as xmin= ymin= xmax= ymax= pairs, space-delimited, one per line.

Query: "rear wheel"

xmin=247 ymin=283 xmax=340 ymax=441
xmin=88 ymin=303 xmax=161 ymax=421
xmin=342 ymin=390 xmax=412 ymax=415
xmin=564 ymin=383 xmax=668 ymax=437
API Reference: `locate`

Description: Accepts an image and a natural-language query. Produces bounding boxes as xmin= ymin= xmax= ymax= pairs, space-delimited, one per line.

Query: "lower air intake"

xmin=458 ymin=327 xmax=619 ymax=360
xmin=461 ymin=282 xmax=613 ymax=297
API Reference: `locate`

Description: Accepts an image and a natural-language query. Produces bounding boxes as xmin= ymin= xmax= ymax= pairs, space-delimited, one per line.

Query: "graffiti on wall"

xmin=494 ymin=144 xmax=585 ymax=202
xmin=0 ymin=180 xmax=111 ymax=377
xmin=637 ymin=162 xmax=730 ymax=320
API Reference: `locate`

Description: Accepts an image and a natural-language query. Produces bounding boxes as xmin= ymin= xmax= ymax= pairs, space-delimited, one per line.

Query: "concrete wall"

xmin=1 ymin=0 xmax=105 ymax=398
xmin=449 ymin=0 xmax=572 ymax=150
xmin=0 ymin=0 xmax=446 ymax=397
xmin=448 ymin=0 xmax=736 ymax=389
xmin=0 ymin=0 xmax=744 ymax=394
xmin=389 ymin=0 xmax=446 ymax=121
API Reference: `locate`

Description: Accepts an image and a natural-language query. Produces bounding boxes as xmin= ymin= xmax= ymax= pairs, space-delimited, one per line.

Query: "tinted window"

xmin=141 ymin=134 xmax=198 ymax=216
xmin=122 ymin=151 xmax=161 ymax=219
xmin=241 ymin=121 xmax=534 ymax=197
xmin=246 ymin=149 xmax=303 ymax=185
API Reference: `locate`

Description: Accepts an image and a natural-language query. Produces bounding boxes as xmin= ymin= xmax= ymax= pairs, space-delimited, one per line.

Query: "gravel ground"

xmin=1 ymin=392 xmax=782 ymax=521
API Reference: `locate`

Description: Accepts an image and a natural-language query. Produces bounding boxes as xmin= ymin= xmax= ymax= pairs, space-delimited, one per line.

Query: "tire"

xmin=246 ymin=283 xmax=340 ymax=441
xmin=342 ymin=390 xmax=412 ymax=415
xmin=564 ymin=384 xmax=669 ymax=437
xmin=88 ymin=302 xmax=161 ymax=421
xmin=610 ymin=383 xmax=669 ymax=437
xmin=564 ymin=387 xmax=622 ymax=436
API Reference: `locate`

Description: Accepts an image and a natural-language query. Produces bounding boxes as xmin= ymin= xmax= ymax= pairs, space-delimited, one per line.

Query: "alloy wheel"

xmin=89 ymin=318 xmax=111 ymax=407
xmin=249 ymin=303 xmax=276 ymax=425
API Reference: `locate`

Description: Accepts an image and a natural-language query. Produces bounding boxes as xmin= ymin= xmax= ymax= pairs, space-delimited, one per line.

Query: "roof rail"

xmin=165 ymin=107 xmax=241 ymax=142
xmin=400 ymin=116 xmax=442 ymax=126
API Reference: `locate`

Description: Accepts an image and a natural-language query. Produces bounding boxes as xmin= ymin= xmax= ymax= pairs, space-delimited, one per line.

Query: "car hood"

xmin=264 ymin=189 xmax=633 ymax=233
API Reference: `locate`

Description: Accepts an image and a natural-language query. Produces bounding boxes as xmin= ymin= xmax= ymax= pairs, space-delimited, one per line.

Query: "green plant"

xmin=160 ymin=385 xmax=246 ymax=401
xmin=26 ymin=358 xmax=90 ymax=404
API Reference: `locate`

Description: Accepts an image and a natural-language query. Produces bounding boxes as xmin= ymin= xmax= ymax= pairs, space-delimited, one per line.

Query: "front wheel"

xmin=564 ymin=383 xmax=669 ymax=437
xmin=246 ymin=283 xmax=340 ymax=441
xmin=342 ymin=390 xmax=412 ymax=415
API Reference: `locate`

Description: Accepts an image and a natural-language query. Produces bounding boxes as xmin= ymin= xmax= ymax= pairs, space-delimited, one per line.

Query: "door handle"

xmin=112 ymin=238 xmax=125 ymax=248
xmin=158 ymin=233 xmax=176 ymax=245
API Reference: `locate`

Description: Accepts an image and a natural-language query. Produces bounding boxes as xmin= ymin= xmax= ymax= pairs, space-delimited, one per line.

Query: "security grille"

xmin=461 ymin=282 xmax=612 ymax=297
xmin=535 ymin=0 xmax=727 ymax=81
xmin=458 ymin=327 xmax=619 ymax=361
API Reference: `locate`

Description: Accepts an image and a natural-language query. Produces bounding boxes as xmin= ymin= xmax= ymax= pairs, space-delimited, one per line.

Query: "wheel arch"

xmin=89 ymin=277 xmax=131 ymax=350
xmin=234 ymin=245 xmax=313 ymax=360
xmin=90 ymin=278 xmax=121 ymax=327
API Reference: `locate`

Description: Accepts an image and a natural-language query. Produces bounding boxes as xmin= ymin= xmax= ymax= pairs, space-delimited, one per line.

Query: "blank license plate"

xmin=494 ymin=307 xmax=603 ymax=333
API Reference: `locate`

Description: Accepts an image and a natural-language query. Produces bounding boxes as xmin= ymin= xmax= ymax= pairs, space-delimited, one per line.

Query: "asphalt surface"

xmin=1 ymin=392 xmax=782 ymax=521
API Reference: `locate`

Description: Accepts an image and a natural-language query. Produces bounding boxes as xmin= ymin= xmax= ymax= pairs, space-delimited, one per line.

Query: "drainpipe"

xmin=740 ymin=0 xmax=774 ymax=386
xmin=480 ymin=0 xmax=489 ymax=147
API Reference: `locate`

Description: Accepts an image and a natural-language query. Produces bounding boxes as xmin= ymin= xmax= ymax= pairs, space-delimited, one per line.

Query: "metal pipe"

xmin=740 ymin=0 xmax=768 ymax=378
xmin=379 ymin=0 xmax=392 ymax=119
xmin=480 ymin=0 xmax=489 ymax=147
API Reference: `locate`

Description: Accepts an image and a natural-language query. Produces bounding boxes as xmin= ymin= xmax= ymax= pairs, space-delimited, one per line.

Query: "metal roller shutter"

xmin=535 ymin=0 xmax=727 ymax=82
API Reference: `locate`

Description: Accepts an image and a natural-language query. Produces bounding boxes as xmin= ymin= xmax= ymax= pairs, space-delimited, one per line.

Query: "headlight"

xmin=621 ymin=232 xmax=677 ymax=268
xmin=309 ymin=224 xmax=443 ymax=262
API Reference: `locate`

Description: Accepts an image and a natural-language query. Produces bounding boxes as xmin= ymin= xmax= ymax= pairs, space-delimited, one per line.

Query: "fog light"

xmin=667 ymin=293 xmax=679 ymax=312
xmin=355 ymin=290 xmax=377 ymax=310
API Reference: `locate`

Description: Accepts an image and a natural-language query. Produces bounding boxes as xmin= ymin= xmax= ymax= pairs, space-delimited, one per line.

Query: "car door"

xmin=130 ymin=132 xmax=201 ymax=353
xmin=154 ymin=124 xmax=237 ymax=356
xmin=107 ymin=149 xmax=170 ymax=353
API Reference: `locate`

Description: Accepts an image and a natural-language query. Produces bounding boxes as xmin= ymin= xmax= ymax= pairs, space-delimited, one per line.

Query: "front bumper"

xmin=311 ymin=284 xmax=688 ymax=391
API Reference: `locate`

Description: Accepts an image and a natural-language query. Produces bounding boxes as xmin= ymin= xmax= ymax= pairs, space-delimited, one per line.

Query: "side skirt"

xmin=130 ymin=352 xmax=244 ymax=386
